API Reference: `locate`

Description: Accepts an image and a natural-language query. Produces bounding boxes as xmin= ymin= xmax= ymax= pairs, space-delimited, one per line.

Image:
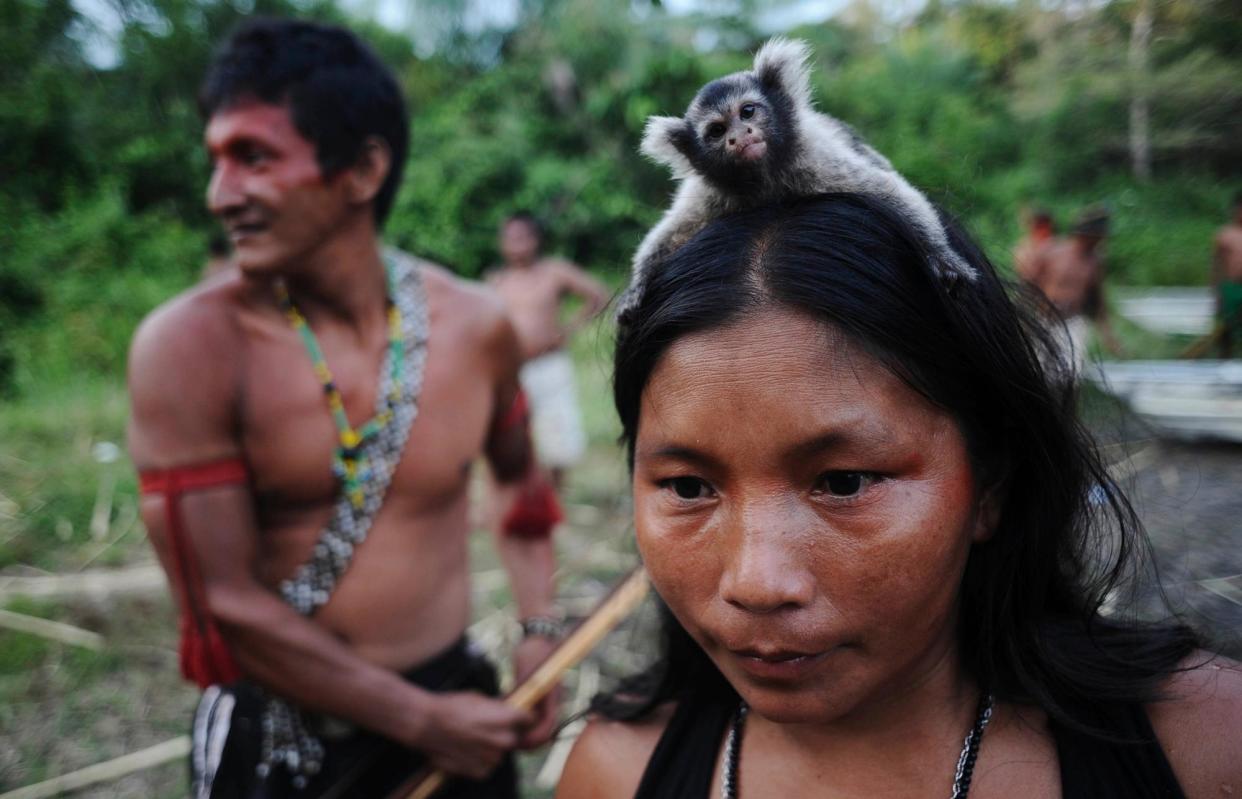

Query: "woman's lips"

xmin=728 ymin=647 xmax=830 ymax=682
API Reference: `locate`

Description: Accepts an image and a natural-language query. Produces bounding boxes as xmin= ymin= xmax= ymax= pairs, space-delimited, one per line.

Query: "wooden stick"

xmin=0 ymin=736 xmax=189 ymax=799
xmin=0 ymin=608 xmax=104 ymax=650
xmin=393 ymin=568 xmax=650 ymax=799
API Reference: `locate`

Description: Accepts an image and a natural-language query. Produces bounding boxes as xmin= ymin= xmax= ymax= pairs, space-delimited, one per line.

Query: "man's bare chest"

xmin=236 ymin=331 xmax=495 ymax=515
xmin=498 ymin=268 xmax=565 ymax=309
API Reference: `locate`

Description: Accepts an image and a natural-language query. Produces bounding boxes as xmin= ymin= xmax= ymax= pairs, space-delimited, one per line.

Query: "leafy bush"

xmin=2 ymin=188 xmax=201 ymax=391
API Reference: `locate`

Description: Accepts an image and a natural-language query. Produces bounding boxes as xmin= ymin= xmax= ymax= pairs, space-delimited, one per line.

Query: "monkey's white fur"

xmin=620 ymin=38 xmax=976 ymax=320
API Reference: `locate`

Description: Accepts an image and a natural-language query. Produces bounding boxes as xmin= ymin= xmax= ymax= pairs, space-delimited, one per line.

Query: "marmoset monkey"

xmin=619 ymin=38 xmax=975 ymax=320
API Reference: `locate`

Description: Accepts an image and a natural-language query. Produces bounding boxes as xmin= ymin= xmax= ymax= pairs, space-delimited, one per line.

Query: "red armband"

xmin=140 ymin=458 xmax=247 ymax=688
xmin=502 ymin=479 xmax=563 ymax=539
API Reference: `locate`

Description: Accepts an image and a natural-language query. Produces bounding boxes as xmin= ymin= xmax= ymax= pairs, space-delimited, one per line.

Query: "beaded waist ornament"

xmin=260 ymin=249 xmax=429 ymax=787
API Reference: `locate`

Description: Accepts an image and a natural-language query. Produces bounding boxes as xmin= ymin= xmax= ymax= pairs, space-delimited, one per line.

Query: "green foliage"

xmin=3 ymin=188 xmax=201 ymax=391
xmin=1 ymin=0 xmax=1239 ymax=397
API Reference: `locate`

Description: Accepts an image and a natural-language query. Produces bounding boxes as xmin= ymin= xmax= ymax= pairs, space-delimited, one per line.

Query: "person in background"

xmin=1013 ymin=207 xmax=1055 ymax=283
xmin=1212 ymin=192 xmax=1242 ymax=358
xmin=487 ymin=211 xmax=609 ymax=488
xmin=127 ymin=19 xmax=559 ymax=798
xmin=1023 ymin=206 xmax=1124 ymax=377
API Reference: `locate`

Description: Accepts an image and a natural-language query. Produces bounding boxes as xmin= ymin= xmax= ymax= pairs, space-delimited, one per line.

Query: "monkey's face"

xmin=685 ymin=78 xmax=789 ymax=191
xmin=702 ymin=100 xmax=770 ymax=164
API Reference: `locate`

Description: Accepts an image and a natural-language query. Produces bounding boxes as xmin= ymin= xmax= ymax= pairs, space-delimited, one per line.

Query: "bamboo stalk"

xmin=0 ymin=736 xmax=190 ymax=799
xmin=394 ymin=568 xmax=650 ymax=799
xmin=0 ymin=608 xmax=104 ymax=650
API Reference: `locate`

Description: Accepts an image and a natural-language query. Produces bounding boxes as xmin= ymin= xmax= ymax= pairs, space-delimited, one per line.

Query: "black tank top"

xmin=632 ymin=689 xmax=1186 ymax=798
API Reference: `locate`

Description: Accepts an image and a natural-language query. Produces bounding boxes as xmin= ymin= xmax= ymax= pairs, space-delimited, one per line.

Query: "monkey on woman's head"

xmin=618 ymin=39 xmax=974 ymax=324
xmin=641 ymin=38 xmax=809 ymax=195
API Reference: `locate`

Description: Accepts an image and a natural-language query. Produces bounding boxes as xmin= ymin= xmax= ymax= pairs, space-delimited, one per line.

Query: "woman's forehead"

xmin=636 ymin=308 xmax=956 ymax=452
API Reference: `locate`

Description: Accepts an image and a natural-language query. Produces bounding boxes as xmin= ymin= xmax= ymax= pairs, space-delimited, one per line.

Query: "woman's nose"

xmin=719 ymin=501 xmax=816 ymax=614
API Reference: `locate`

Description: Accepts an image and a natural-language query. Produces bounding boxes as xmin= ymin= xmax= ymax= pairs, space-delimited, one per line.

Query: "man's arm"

xmin=481 ymin=306 xmax=561 ymax=746
xmin=127 ymin=301 xmax=529 ymax=778
xmin=1085 ymin=262 xmax=1124 ymax=357
xmin=555 ymin=261 xmax=610 ymax=337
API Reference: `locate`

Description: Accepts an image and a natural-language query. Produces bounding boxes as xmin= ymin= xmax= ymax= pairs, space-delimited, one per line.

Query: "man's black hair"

xmin=1030 ymin=207 xmax=1054 ymax=227
xmin=1073 ymin=205 xmax=1111 ymax=238
xmin=199 ymin=18 xmax=409 ymax=227
xmin=505 ymin=210 xmax=545 ymax=247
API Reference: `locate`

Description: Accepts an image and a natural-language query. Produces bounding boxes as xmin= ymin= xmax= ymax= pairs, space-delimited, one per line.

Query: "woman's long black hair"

xmin=602 ymin=192 xmax=1200 ymax=735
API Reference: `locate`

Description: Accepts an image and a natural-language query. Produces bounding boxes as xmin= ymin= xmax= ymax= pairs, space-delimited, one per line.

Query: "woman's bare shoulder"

xmin=1148 ymin=651 xmax=1242 ymax=797
xmin=554 ymin=703 xmax=676 ymax=799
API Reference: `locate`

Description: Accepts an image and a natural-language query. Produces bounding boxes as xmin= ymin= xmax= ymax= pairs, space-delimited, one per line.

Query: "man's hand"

xmin=513 ymin=634 xmax=561 ymax=748
xmin=414 ymin=691 xmax=534 ymax=780
xmin=533 ymin=328 xmax=568 ymax=358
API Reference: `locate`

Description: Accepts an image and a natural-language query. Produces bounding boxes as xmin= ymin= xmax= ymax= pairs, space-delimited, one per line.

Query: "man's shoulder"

xmin=402 ymin=251 xmax=508 ymax=335
xmin=127 ymin=276 xmax=254 ymax=464
xmin=539 ymin=256 xmax=587 ymax=278
xmin=1044 ymin=239 xmax=1073 ymax=260
xmin=1217 ymin=225 xmax=1242 ymax=245
xmin=391 ymin=249 xmax=519 ymax=374
xmin=127 ymin=276 xmax=256 ymax=417
xmin=131 ymin=276 xmax=250 ymax=367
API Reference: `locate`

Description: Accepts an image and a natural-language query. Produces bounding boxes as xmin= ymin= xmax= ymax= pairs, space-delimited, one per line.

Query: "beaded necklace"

xmin=258 ymin=251 xmax=429 ymax=786
xmin=722 ymin=694 xmax=994 ymax=799
xmin=274 ymin=265 xmax=404 ymax=510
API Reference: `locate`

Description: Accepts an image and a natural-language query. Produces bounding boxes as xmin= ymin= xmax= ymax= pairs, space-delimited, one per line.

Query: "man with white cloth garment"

xmin=488 ymin=211 xmax=609 ymax=490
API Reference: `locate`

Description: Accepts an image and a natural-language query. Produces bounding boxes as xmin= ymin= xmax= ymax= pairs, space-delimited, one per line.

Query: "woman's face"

xmin=633 ymin=306 xmax=995 ymax=724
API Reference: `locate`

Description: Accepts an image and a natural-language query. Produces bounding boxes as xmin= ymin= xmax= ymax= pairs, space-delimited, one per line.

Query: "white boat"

xmin=1087 ymin=360 xmax=1242 ymax=443
xmin=1114 ymin=287 xmax=1214 ymax=336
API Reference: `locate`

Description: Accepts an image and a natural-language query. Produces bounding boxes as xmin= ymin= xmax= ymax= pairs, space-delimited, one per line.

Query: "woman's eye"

xmin=661 ymin=476 xmax=712 ymax=500
xmin=740 ymin=104 xmax=756 ymax=119
xmin=706 ymin=122 xmax=726 ymax=139
xmin=816 ymin=471 xmax=872 ymax=498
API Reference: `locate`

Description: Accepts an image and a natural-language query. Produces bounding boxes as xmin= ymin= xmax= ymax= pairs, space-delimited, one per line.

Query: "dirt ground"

xmin=1110 ymin=438 xmax=1242 ymax=655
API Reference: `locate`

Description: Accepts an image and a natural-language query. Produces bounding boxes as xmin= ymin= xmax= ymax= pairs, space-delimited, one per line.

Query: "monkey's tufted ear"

xmin=753 ymin=37 xmax=814 ymax=109
xmin=640 ymin=116 xmax=696 ymax=177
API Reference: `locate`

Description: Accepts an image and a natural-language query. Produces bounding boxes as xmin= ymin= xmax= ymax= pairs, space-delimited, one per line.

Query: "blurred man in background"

xmin=1022 ymin=206 xmax=1124 ymax=376
xmin=127 ymin=19 xmax=558 ymax=798
xmin=1013 ymin=207 xmax=1056 ymax=282
xmin=487 ymin=211 xmax=608 ymax=488
xmin=1212 ymin=192 xmax=1242 ymax=358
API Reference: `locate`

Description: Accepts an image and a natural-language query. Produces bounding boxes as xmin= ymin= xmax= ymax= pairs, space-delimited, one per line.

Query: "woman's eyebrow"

xmin=635 ymin=444 xmax=722 ymax=468
xmin=784 ymin=431 xmax=849 ymax=461
xmin=784 ymin=425 xmax=894 ymax=461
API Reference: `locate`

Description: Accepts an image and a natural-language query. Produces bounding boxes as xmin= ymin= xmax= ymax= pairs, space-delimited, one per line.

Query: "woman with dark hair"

xmin=556 ymin=193 xmax=1241 ymax=797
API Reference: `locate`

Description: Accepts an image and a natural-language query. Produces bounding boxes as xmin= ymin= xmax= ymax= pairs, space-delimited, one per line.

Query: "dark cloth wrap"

xmin=191 ymin=637 xmax=518 ymax=799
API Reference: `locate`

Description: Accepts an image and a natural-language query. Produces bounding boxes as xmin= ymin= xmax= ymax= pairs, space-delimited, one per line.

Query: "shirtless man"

xmin=1212 ymin=193 xmax=1242 ymax=358
xmin=1023 ymin=206 xmax=1123 ymax=376
xmin=1013 ymin=208 xmax=1055 ymax=283
xmin=488 ymin=212 xmax=608 ymax=485
xmin=127 ymin=20 xmax=558 ymax=798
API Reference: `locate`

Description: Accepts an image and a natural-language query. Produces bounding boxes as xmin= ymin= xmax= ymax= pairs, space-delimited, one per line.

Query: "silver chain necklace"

xmin=257 ymin=250 xmax=430 ymax=788
xmin=722 ymin=694 xmax=994 ymax=799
